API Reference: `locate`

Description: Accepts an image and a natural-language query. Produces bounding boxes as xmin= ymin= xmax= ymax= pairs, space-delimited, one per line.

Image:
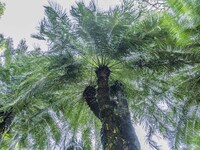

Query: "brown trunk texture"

xmin=95 ymin=66 xmax=140 ymax=150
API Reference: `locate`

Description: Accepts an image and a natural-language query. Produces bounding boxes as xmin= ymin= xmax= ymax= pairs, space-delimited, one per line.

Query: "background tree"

xmin=160 ymin=0 xmax=200 ymax=149
xmin=0 ymin=35 xmax=14 ymax=138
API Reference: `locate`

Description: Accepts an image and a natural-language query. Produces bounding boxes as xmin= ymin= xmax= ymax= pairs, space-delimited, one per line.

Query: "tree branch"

xmin=83 ymin=86 xmax=100 ymax=119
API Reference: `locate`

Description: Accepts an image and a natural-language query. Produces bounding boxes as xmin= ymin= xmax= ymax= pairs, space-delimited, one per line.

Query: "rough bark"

xmin=83 ymin=85 xmax=100 ymax=119
xmin=109 ymin=81 xmax=141 ymax=150
xmin=95 ymin=66 xmax=141 ymax=150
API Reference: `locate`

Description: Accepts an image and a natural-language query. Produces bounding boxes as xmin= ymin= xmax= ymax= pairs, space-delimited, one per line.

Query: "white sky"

xmin=0 ymin=0 xmax=122 ymax=50
xmin=0 ymin=0 xmax=169 ymax=149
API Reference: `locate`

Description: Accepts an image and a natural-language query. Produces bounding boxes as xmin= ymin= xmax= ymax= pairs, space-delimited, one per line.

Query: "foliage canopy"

xmin=0 ymin=0 xmax=199 ymax=149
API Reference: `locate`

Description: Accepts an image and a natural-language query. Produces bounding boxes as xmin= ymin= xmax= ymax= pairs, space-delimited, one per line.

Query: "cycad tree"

xmin=1 ymin=0 xmax=199 ymax=150
xmin=28 ymin=1 xmax=144 ymax=149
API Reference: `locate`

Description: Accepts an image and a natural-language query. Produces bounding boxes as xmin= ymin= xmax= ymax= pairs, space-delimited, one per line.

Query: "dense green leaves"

xmin=0 ymin=0 xmax=200 ymax=149
xmin=160 ymin=0 xmax=200 ymax=149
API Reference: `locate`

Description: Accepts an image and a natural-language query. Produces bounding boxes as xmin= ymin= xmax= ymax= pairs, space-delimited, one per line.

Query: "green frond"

xmin=1 ymin=0 xmax=200 ymax=149
xmin=163 ymin=0 xmax=200 ymax=47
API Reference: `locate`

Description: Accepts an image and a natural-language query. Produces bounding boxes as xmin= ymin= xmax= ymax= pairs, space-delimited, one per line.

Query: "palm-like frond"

xmin=163 ymin=0 xmax=200 ymax=46
xmin=1 ymin=0 xmax=200 ymax=149
xmin=160 ymin=0 xmax=200 ymax=148
xmin=0 ymin=45 xmax=101 ymax=149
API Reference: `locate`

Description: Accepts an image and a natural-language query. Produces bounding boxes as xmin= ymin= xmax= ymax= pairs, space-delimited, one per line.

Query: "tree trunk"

xmin=95 ymin=66 xmax=140 ymax=150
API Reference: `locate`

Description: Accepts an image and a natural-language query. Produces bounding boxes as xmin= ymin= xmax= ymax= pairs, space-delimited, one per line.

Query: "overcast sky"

xmin=0 ymin=0 xmax=122 ymax=50
xmin=0 ymin=0 xmax=169 ymax=149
